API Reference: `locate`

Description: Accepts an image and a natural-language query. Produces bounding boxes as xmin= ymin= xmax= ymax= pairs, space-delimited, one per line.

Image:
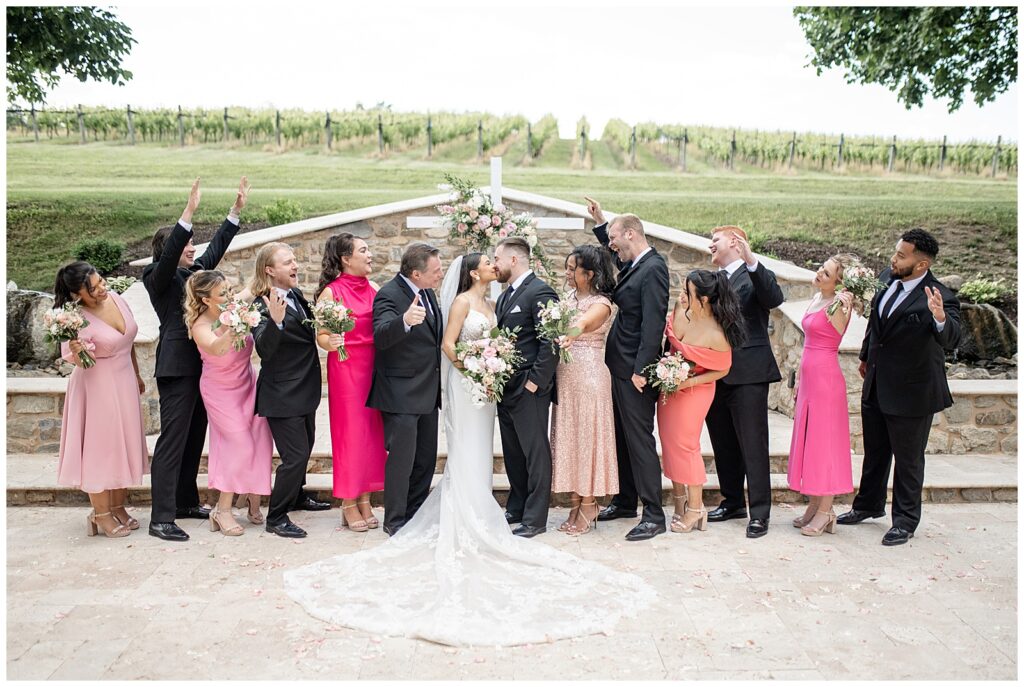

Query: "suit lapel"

xmin=881 ymin=277 xmax=926 ymax=334
xmin=615 ymin=250 xmax=655 ymax=292
xmin=499 ymin=274 xmax=533 ymax=323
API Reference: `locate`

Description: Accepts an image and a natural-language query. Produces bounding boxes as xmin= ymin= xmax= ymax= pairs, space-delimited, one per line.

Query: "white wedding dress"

xmin=284 ymin=268 xmax=655 ymax=646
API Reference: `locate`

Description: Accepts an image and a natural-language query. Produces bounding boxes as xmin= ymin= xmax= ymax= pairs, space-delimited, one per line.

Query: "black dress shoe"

xmin=504 ymin=511 xmax=522 ymax=525
xmin=837 ymin=508 xmax=887 ymax=525
xmin=597 ymin=504 xmax=638 ymax=521
xmin=292 ymin=495 xmax=331 ymax=511
xmin=882 ymin=527 xmax=914 ymax=546
xmin=383 ymin=524 xmax=403 ymax=537
xmin=706 ymin=505 xmax=748 ymax=522
xmin=266 ymin=520 xmax=307 ymax=538
xmin=746 ymin=518 xmax=769 ymax=538
xmin=512 ymin=524 xmax=546 ymax=538
xmin=175 ymin=505 xmax=212 ymax=520
xmin=625 ymin=521 xmax=666 ymax=541
xmin=148 ymin=522 xmax=189 ymax=541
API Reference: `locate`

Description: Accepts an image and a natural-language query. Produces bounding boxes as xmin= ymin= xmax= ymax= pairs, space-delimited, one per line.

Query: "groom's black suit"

xmin=594 ymin=224 xmax=670 ymax=528
xmin=705 ymin=261 xmax=785 ymax=522
xmin=144 ymin=218 xmax=238 ymax=524
xmin=496 ymin=272 xmax=559 ymax=529
xmin=253 ymin=287 xmax=323 ymax=527
xmin=854 ymin=268 xmax=960 ymax=532
xmin=367 ymin=275 xmax=443 ymax=532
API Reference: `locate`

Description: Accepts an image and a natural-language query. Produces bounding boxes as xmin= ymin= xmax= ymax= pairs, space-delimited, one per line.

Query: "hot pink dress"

xmin=787 ymin=307 xmax=854 ymax=496
xmin=198 ymin=334 xmax=273 ymax=495
xmin=325 ymin=274 xmax=386 ymax=499
xmin=658 ymin=317 xmax=732 ymax=485
xmin=58 ymin=291 xmax=149 ymax=492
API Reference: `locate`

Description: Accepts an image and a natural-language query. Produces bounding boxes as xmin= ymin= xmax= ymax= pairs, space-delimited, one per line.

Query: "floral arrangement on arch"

xmin=436 ymin=173 xmax=554 ymax=275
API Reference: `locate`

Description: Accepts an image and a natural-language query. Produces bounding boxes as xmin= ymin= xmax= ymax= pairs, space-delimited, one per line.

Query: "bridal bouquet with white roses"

xmin=454 ymin=326 xmax=525 ymax=407
xmin=826 ymin=264 xmax=886 ymax=318
xmin=214 ymin=297 xmax=264 ymax=351
xmin=537 ymin=299 xmax=581 ymax=364
xmin=303 ymin=299 xmax=357 ymax=361
xmin=436 ymin=174 xmax=554 ymax=275
xmin=643 ymin=352 xmax=694 ymax=404
xmin=43 ymin=303 xmax=96 ymax=368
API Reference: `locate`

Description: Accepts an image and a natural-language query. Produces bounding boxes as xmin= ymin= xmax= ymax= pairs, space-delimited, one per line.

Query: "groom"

xmin=493 ymin=237 xmax=559 ymax=537
xmin=368 ymin=242 xmax=444 ymax=536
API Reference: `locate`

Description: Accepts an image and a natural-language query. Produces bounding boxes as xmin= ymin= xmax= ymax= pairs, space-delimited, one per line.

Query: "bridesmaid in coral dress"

xmin=185 ymin=270 xmax=274 ymax=536
xmin=315 ymin=233 xmax=387 ymax=532
xmin=550 ymin=245 xmax=618 ymax=535
xmin=657 ymin=270 xmax=746 ymax=533
xmin=55 ymin=262 xmax=149 ymax=538
xmin=788 ymin=255 xmax=856 ymax=536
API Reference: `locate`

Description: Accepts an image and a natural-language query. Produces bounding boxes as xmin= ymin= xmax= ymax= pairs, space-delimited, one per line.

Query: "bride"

xmin=284 ymin=253 xmax=655 ymax=646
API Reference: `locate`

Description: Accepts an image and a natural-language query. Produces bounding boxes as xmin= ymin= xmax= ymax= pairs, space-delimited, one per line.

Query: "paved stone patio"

xmin=6 ymin=503 xmax=1017 ymax=680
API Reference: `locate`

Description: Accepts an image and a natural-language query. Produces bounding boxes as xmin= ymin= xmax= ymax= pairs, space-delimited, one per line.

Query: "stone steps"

xmin=7 ymin=453 xmax=1016 ymax=507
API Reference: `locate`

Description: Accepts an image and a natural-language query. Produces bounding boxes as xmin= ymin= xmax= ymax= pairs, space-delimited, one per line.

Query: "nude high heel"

xmin=87 ymin=510 xmax=130 ymax=538
xmin=801 ymin=510 xmax=837 ymax=537
xmin=672 ymin=506 xmax=708 ymax=533
xmin=209 ymin=506 xmax=244 ymax=536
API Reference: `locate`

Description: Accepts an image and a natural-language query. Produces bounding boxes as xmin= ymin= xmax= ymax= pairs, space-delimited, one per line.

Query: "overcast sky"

xmin=37 ymin=2 xmax=1018 ymax=143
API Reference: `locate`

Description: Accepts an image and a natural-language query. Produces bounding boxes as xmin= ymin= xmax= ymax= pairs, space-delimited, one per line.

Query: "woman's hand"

xmin=136 ymin=374 xmax=146 ymax=395
xmin=327 ymin=333 xmax=344 ymax=351
xmin=835 ymin=291 xmax=854 ymax=315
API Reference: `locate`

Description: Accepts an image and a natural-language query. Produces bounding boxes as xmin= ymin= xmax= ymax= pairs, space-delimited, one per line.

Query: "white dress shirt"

xmin=878 ymin=273 xmax=945 ymax=331
xmin=721 ymin=257 xmax=758 ymax=276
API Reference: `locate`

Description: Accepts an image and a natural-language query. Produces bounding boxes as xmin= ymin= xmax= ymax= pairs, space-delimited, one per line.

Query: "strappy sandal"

xmin=234 ymin=494 xmax=264 ymax=525
xmin=357 ymin=496 xmax=379 ymax=529
xmin=559 ymin=495 xmax=582 ymax=532
xmin=671 ymin=493 xmax=687 ymax=525
xmin=209 ymin=506 xmax=244 ymax=536
xmin=87 ymin=510 xmax=130 ymax=538
xmin=567 ymin=500 xmax=600 ymax=536
xmin=671 ymin=506 xmax=708 ymax=533
xmin=111 ymin=505 xmax=140 ymax=530
xmin=341 ymin=504 xmax=369 ymax=532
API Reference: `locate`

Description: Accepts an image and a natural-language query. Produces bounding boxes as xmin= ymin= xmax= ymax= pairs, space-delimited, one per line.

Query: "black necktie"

xmin=421 ymin=290 xmax=434 ymax=322
xmin=501 ymin=286 xmax=515 ymax=315
xmin=880 ymin=282 xmax=904 ymax=320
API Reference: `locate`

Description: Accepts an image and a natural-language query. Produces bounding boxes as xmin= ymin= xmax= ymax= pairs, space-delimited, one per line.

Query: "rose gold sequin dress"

xmin=550 ymin=291 xmax=618 ymax=496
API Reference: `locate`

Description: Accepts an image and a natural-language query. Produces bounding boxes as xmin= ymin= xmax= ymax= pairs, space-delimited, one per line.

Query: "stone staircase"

xmin=7 ymin=375 xmax=1018 ymax=507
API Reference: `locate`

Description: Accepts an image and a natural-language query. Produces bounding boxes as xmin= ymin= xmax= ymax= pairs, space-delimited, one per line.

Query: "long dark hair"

xmin=317 ymin=233 xmax=356 ymax=301
xmin=53 ymin=261 xmax=99 ymax=308
xmin=568 ymin=245 xmax=616 ymax=297
xmin=684 ymin=269 xmax=747 ymax=349
xmin=457 ymin=252 xmax=484 ymax=295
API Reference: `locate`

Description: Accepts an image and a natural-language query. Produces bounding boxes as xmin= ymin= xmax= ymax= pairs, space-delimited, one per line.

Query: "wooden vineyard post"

xmin=939 ymin=135 xmax=947 ymax=171
xmin=991 ymin=135 xmax=1001 ymax=177
xmin=126 ymin=105 xmax=135 ymax=145
xmin=325 ymin=111 xmax=332 ymax=151
xmin=77 ymin=105 xmax=86 ymax=144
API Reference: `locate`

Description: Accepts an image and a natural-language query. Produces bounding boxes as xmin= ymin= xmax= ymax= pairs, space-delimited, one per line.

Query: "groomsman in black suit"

xmin=492 ymin=237 xmax=559 ymax=537
xmin=144 ymin=177 xmax=248 ymax=541
xmin=585 ymin=198 xmax=670 ymax=541
xmin=704 ymin=225 xmax=785 ymax=538
xmin=252 ymin=242 xmax=328 ymax=538
xmin=839 ymin=229 xmax=960 ymax=545
xmin=368 ymin=243 xmax=444 ymax=536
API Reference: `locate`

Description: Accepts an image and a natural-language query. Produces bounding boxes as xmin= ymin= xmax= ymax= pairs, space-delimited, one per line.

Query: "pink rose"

xmin=219 ymin=311 xmax=234 ymax=326
xmin=457 ymin=222 xmax=468 ymax=232
xmin=491 ymin=215 xmax=502 ymax=227
xmin=498 ymin=228 xmax=508 ymax=238
xmin=482 ymin=346 xmax=497 ymax=358
xmin=468 ymin=209 xmax=479 ymax=220
xmin=503 ymin=221 xmax=516 ymax=233
xmin=476 ymin=216 xmax=490 ymax=230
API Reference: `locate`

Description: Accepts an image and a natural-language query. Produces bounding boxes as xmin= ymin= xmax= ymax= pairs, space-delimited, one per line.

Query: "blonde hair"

xmin=610 ymin=213 xmax=645 ymax=238
xmin=183 ymin=270 xmax=227 ymax=337
xmin=826 ymin=253 xmax=860 ymax=283
xmin=249 ymin=242 xmax=292 ymax=298
xmin=711 ymin=225 xmax=747 ymax=241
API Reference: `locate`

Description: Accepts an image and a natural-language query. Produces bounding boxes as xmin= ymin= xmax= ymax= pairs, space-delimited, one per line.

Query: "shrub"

xmin=264 ymin=198 xmax=304 ymax=226
xmin=958 ymin=276 xmax=1010 ymax=304
xmin=75 ymin=238 xmax=124 ymax=274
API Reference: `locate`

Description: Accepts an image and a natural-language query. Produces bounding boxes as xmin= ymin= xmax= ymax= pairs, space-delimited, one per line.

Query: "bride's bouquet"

xmin=827 ymin=264 xmax=886 ymax=317
xmin=643 ymin=352 xmax=694 ymax=404
xmin=304 ymin=299 xmax=357 ymax=361
xmin=214 ymin=297 xmax=264 ymax=351
xmin=43 ymin=303 xmax=96 ymax=368
xmin=436 ymin=174 xmax=554 ymax=275
xmin=537 ymin=299 xmax=581 ymax=364
xmin=454 ymin=326 xmax=525 ymax=407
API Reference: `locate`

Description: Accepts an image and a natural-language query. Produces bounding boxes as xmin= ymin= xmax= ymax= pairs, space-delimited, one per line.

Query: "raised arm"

xmin=145 ymin=178 xmax=201 ymax=296
xmin=195 ymin=176 xmax=249 ymax=271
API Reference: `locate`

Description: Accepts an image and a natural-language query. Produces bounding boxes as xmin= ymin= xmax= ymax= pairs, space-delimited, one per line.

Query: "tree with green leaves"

xmin=6 ymin=6 xmax=136 ymax=104
xmin=794 ymin=6 xmax=1017 ymax=112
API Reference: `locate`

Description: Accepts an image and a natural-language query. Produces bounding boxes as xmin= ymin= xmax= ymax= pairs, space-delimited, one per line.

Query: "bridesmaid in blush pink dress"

xmin=55 ymin=262 xmax=149 ymax=538
xmin=315 ymin=233 xmax=386 ymax=532
xmin=788 ymin=255 xmax=857 ymax=536
xmin=185 ymin=270 xmax=273 ymax=536
xmin=656 ymin=270 xmax=745 ymax=534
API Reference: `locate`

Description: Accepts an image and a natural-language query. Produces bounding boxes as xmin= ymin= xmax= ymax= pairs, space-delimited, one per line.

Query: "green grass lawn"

xmin=6 ymin=140 xmax=1017 ymax=292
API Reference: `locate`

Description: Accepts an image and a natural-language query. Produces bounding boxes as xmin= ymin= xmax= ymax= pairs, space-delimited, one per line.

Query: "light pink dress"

xmin=198 ymin=334 xmax=273 ymax=495
xmin=787 ymin=307 xmax=854 ymax=496
xmin=58 ymin=291 xmax=149 ymax=492
xmin=550 ymin=292 xmax=618 ymax=496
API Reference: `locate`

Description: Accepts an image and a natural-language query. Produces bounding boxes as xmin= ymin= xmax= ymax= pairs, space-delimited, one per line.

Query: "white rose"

xmin=526 ymin=234 xmax=538 ymax=248
xmin=548 ymin=307 xmax=561 ymax=320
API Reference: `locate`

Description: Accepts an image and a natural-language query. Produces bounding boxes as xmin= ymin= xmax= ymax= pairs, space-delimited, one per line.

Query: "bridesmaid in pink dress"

xmin=55 ymin=262 xmax=149 ymax=538
xmin=315 ymin=233 xmax=386 ymax=532
xmin=185 ymin=270 xmax=273 ymax=536
xmin=550 ymin=245 xmax=618 ymax=535
xmin=657 ymin=270 xmax=746 ymax=533
xmin=788 ymin=255 xmax=856 ymax=536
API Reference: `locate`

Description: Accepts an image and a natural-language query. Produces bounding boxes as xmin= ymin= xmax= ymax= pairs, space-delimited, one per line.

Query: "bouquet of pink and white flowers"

xmin=43 ymin=303 xmax=96 ymax=368
xmin=454 ymin=326 xmax=525 ymax=407
xmin=643 ymin=352 xmax=694 ymax=404
xmin=304 ymin=299 xmax=356 ymax=361
xmin=827 ymin=264 xmax=887 ymax=317
xmin=436 ymin=174 xmax=554 ymax=275
xmin=537 ymin=299 xmax=581 ymax=364
xmin=214 ymin=297 xmax=263 ymax=351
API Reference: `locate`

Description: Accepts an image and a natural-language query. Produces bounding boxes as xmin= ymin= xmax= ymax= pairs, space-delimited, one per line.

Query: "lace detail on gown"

xmin=284 ymin=307 xmax=655 ymax=646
